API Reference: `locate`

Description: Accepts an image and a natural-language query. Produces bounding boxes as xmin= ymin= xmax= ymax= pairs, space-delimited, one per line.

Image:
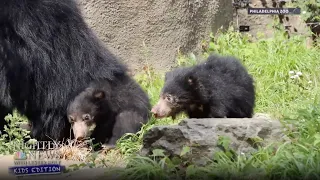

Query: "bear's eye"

xmin=166 ymin=95 xmax=172 ymax=102
xmin=68 ymin=115 xmax=75 ymax=123
xmin=83 ymin=114 xmax=91 ymax=121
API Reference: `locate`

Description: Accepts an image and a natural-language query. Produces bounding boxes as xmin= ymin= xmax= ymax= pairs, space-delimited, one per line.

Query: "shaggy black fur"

xmin=152 ymin=54 xmax=255 ymax=119
xmin=0 ymin=0 xmax=128 ymax=141
xmin=67 ymin=75 xmax=151 ymax=147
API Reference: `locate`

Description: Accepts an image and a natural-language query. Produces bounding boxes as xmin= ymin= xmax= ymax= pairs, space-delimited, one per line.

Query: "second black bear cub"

xmin=151 ymin=54 xmax=255 ymax=119
xmin=67 ymin=75 xmax=151 ymax=147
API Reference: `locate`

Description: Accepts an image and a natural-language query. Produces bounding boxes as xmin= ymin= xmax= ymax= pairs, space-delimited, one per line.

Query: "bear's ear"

xmin=92 ymin=90 xmax=105 ymax=99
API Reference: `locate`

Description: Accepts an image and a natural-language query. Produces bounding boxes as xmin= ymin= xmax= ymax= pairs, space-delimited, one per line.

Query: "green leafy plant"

xmin=2 ymin=18 xmax=320 ymax=180
xmin=293 ymin=0 xmax=320 ymax=22
xmin=0 ymin=111 xmax=33 ymax=155
xmin=101 ymin=25 xmax=320 ymax=179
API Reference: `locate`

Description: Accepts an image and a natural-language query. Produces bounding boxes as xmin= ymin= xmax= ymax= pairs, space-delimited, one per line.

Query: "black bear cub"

xmin=67 ymin=75 xmax=151 ymax=148
xmin=151 ymin=54 xmax=255 ymax=119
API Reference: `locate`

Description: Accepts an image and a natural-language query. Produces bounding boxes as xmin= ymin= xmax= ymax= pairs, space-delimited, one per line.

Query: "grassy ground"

xmin=1 ymin=27 xmax=320 ymax=179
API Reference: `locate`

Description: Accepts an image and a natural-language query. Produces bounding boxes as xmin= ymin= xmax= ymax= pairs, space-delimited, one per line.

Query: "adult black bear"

xmin=151 ymin=54 xmax=255 ymax=119
xmin=67 ymin=76 xmax=151 ymax=148
xmin=0 ymin=0 xmax=129 ymax=142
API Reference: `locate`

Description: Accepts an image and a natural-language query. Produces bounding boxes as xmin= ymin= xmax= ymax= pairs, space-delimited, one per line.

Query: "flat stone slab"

xmin=140 ymin=113 xmax=290 ymax=165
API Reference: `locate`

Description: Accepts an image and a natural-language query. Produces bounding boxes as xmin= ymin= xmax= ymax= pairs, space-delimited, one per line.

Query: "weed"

xmin=1 ymin=17 xmax=320 ymax=180
xmin=106 ymin=27 xmax=320 ymax=179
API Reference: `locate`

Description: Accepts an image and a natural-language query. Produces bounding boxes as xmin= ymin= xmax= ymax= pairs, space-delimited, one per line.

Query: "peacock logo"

xmin=13 ymin=151 xmax=27 ymax=160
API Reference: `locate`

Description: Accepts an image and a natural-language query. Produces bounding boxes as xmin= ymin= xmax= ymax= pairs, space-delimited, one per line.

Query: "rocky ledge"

xmin=140 ymin=113 xmax=290 ymax=165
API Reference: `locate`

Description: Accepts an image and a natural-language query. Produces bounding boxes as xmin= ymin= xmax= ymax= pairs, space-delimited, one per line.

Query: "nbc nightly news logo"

xmin=8 ymin=151 xmax=63 ymax=176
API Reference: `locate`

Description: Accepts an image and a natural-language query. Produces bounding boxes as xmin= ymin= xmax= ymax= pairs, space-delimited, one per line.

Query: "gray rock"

xmin=140 ymin=114 xmax=289 ymax=165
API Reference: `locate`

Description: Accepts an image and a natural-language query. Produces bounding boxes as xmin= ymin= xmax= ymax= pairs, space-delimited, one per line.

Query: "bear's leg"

xmin=227 ymin=111 xmax=251 ymax=118
xmin=208 ymin=104 xmax=228 ymax=118
xmin=106 ymin=111 xmax=145 ymax=147
xmin=90 ymin=119 xmax=114 ymax=150
xmin=186 ymin=104 xmax=211 ymax=118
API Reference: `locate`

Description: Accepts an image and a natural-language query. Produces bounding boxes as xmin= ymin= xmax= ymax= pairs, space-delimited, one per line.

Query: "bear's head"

xmin=67 ymin=88 xmax=106 ymax=141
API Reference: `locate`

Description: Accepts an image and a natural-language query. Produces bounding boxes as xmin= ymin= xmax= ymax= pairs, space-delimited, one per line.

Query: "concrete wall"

xmin=78 ymin=0 xmax=234 ymax=73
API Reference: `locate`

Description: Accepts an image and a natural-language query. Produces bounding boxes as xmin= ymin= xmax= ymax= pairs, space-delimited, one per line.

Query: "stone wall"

xmin=78 ymin=0 xmax=234 ymax=72
xmin=78 ymin=0 xmax=311 ymax=72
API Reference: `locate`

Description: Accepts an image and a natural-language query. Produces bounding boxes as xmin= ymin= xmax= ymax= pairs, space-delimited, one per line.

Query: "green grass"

xmin=1 ymin=27 xmax=320 ymax=179
xmin=113 ymin=27 xmax=320 ymax=179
